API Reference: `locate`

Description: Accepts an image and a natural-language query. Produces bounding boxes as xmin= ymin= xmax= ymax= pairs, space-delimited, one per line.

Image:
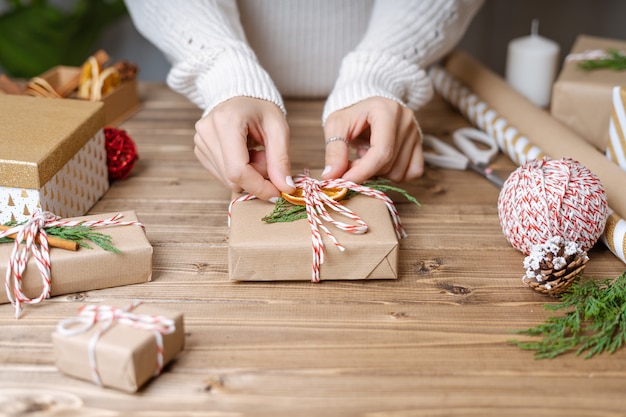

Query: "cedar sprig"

xmin=578 ymin=49 xmax=626 ymax=71
xmin=510 ymin=271 xmax=626 ymax=359
xmin=359 ymin=179 xmax=422 ymax=207
xmin=45 ymin=225 xmax=120 ymax=253
xmin=262 ymin=197 xmax=307 ymax=223
xmin=0 ymin=223 xmax=120 ymax=253
xmin=262 ymin=179 xmax=421 ymax=224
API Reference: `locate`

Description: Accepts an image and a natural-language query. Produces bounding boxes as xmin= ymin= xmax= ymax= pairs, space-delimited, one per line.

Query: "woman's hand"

xmin=194 ymin=96 xmax=295 ymax=200
xmin=322 ymin=97 xmax=424 ymax=183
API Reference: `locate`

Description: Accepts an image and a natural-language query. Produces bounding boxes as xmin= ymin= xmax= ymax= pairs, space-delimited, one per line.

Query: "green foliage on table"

xmin=511 ymin=271 xmax=626 ymax=359
xmin=0 ymin=0 xmax=127 ymax=78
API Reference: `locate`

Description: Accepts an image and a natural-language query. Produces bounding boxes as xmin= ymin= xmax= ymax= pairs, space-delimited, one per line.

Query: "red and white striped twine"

xmin=565 ymin=49 xmax=626 ymax=63
xmin=229 ymin=174 xmax=407 ymax=282
xmin=0 ymin=209 xmax=144 ymax=319
xmin=56 ymin=300 xmax=176 ymax=387
xmin=497 ymin=158 xmax=608 ymax=255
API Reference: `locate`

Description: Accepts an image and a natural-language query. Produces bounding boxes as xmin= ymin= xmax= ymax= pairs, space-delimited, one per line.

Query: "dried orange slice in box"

xmin=95 ymin=67 xmax=121 ymax=98
xmin=77 ymin=56 xmax=101 ymax=99
xmin=281 ymin=187 xmax=348 ymax=206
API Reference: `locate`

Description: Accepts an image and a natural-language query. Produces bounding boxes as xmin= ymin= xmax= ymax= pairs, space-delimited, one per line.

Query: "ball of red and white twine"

xmin=498 ymin=158 xmax=608 ymax=294
xmin=498 ymin=157 xmax=608 ymax=255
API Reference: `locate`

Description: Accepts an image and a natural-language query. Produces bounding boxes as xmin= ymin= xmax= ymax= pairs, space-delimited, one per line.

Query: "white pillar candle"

xmin=505 ymin=20 xmax=560 ymax=108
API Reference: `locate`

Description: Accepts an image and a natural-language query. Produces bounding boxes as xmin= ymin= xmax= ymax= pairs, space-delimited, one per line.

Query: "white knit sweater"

xmin=125 ymin=0 xmax=483 ymax=122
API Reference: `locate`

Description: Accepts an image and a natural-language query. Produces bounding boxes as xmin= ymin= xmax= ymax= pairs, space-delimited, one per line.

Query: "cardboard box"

xmin=38 ymin=65 xmax=141 ymax=126
xmin=551 ymin=34 xmax=626 ymax=151
xmin=0 ymin=210 xmax=152 ymax=305
xmin=229 ymin=194 xmax=399 ymax=281
xmin=0 ymin=94 xmax=109 ymax=224
xmin=53 ymin=301 xmax=184 ymax=392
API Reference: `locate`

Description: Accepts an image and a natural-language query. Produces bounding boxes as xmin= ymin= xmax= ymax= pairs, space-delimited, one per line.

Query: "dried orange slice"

xmin=281 ymin=187 xmax=348 ymax=206
xmin=94 ymin=67 xmax=120 ymax=100
xmin=77 ymin=56 xmax=100 ymax=99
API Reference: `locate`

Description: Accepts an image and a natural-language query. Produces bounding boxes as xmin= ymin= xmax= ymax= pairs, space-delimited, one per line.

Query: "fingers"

xmin=323 ymin=97 xmax=425 ymax=184
xmin=382 ymin=117 xmax=424 ymax=182
xmin=262 ymin=115 xmax=295 ymax=194
xmin=321 ymin=136 xmax=351 ymax=179
xmin=194 ymin=97 xmax=293 ymax=201
xmin=341 ymin=100 xmax=397 ymax=184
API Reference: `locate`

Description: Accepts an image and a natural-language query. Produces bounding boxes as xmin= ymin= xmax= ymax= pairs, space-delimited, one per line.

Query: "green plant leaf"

xmin=510 ymin=272 xmax=626 ymax=359
xmin=0 ymin=4 xmax=68 ymax=76
xmin=0 ymin=0 xmax=127 ymax=78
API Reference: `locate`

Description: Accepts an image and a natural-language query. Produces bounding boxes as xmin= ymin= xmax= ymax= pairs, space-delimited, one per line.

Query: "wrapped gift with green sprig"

xmin=552 ymin=34 xmax=626 ymax=152
xmin=229 ymin=174 xmax=420 ymax=282
xmin=0 ymin=210 xmax=152 ymax=317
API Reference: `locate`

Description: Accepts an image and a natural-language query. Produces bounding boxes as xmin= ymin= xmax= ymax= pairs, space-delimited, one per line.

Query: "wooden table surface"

xmin=2 ymin=83 xmax=626 ymax=416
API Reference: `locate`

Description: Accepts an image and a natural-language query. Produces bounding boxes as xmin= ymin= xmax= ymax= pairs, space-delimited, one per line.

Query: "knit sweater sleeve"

xmin=322 ymin=0 xmax=484 ymax=123
xmin=124 ymin=0 xmax=285 ymax=115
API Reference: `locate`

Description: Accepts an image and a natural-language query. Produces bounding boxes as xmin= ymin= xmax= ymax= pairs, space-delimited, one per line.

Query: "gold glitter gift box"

xmin=0 ymin=94 xmax=109 ymax=224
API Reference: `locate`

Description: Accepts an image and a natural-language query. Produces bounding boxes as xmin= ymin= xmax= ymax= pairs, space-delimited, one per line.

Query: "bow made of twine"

xmin=0 ymin=209 xmax=144 ymax=319
xmin=565 ymin=48 xmax=626 ymax=63
xmin=229 ymin=174 xmax=407 ymax=282
xmin=56 ymin=301 xmax=176 ymax=387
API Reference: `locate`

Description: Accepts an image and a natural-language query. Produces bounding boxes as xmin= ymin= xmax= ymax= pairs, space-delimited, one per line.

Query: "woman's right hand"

xmin=194 ymin=97 xmax=295 ymax=200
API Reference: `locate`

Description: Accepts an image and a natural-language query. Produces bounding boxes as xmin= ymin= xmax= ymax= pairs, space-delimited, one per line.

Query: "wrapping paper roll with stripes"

xmin=429 ymin=53 xmax=626 ymax=265
xmin=608 ymin=86 xmax=626 ymax=171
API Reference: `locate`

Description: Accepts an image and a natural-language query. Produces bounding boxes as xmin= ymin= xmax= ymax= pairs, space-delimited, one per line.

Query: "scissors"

xmin=423 ymin=127 xmax=505 ymax=189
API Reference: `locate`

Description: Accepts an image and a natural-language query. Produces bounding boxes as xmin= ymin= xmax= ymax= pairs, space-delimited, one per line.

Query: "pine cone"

xmin=522 ymin=236 xmax=589 ymax=297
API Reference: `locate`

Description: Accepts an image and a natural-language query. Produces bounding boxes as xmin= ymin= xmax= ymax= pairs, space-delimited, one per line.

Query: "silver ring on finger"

xmin=325 ymin=136 xmax=350 ymax=147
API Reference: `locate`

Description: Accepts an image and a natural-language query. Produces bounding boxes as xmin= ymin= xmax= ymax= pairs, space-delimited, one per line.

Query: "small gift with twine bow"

xmin=52 ymin=300 xmax=184 ymax=393
xmin=0 ymin=210 xmax=152 ymax=317
xmin=228 ymin=171 xmax=416 ymax=282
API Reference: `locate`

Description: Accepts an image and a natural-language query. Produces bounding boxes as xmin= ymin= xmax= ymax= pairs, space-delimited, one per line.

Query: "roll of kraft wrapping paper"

xmin=429 ymin=50 xmax=626 ymax=264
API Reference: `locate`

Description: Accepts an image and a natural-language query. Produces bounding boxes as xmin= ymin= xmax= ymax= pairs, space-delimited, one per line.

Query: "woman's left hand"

xmin=321 ymin=97 xmax=424 ymax=183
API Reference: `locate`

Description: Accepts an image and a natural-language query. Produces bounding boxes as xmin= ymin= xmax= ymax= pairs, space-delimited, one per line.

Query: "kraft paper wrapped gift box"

xmin=0 ymin=210 xmax=152 ymax=305
xmin=53 ymin=301 xmax=184 ymax=393
xmin=0 ymin=94 xmax=109 ymax=224
xmin=229 ymin=194 xmax=399 ymax=281
xmin=551 ymin=34 xmax=626 ymax=151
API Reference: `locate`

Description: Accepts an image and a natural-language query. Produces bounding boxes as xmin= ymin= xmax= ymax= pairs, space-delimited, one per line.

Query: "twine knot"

xmin=1 ymin=209 xmax=144 ymax=319
xmin=229 ymin=173 xmax=406 ymax=282
xmin=56 ymin=301 xmax=176 ymax=387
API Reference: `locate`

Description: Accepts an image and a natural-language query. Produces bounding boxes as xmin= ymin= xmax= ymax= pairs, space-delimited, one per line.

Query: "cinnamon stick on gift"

xmin=0 ymin=225 xmax=79 ymax=251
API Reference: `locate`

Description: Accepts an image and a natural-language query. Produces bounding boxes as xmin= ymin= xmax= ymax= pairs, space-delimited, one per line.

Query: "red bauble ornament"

xmin=104 ymin=127 xmax=138 ymax=180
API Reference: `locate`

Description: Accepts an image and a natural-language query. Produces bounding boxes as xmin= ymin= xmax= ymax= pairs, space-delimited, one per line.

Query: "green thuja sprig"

xmin=45 ymin=225 xmax=120 ymax=253
xmin=359 ymin=179 xmax=422 ymax=207
xmin=1 ymin=222 xmax=120 ymax=253
xmin=262 ymin=197 xmax=307 ymax=223
xmin=578 ymin=49 xmax=626 ymax=71
xmin=261 ymin=179 xmax=420 ymax=224
xmin=510 ymin=271 xmax=626 ymax=359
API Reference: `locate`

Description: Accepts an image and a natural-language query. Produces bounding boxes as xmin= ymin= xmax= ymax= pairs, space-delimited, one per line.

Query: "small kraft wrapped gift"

xmin=551 ymin=34 xmax=626 ymax=152
xmin=228 ymin=173 xmax=412 ymax=282
xmin=53 ymin=300 xmax=185 ymax=393
xmin=0 ymin=210 xmax=152 ymax=318
xmin=0 ymin=94 xmax=109 ymax=225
